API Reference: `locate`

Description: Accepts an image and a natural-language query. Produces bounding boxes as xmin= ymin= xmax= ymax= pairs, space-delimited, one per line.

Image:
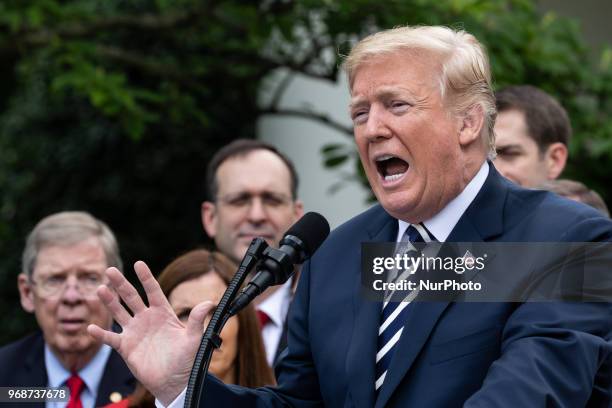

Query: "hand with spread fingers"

xmin=87 ymin=261 xmax=215 ymax=406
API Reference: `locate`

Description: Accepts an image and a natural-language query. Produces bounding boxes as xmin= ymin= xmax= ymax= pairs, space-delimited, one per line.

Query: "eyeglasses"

xmin=217 ymin=192 xmax=293 ymax=211
xmin=29 ymin=272 xmax=108 ymax=298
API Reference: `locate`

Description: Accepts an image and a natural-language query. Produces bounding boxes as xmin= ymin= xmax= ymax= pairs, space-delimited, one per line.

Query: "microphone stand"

xmin=184 ymin=238 xmax=268 ymax=408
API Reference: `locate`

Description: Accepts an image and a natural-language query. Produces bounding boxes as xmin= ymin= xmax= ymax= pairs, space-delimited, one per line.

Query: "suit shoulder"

xmin=325 ymin=204 xmax=390 ymax=245
xmin=311 ymin=204 xmax=390 ymax=260
xmin=506 ymin=186 xmax=612 ymax=241
xmin=0 ymin=332 xmax=44 ymax=384
xmin=329 ymin=204 xmax=389 ymax=240
xmin=0 ymin=332 xmax=42 ymax=361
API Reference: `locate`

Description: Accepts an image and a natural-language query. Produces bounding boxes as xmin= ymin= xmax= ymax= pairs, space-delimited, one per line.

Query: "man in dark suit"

xmin=0 ymin=211 xmax=135 ymax=407
xmin=88 ymin=25 xmax=612 ymax=407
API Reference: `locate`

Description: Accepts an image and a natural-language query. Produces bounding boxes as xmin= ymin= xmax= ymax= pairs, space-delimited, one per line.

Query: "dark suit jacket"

xmin=272 ymin=274 xmax=298 ymax=368
xmin=273 ymin=316 xmax=289 ymax=368
xmin=201 ymin=166 xmax=612 ymax=407
xmin=0 ymin=331 xmax=136 ymax=407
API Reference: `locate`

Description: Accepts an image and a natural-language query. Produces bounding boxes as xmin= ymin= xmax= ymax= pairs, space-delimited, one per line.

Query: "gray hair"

xmin=344 ymin=25 xmax=497 ymax=159
xmin=22 ymin=211 xmax=122 ymax=277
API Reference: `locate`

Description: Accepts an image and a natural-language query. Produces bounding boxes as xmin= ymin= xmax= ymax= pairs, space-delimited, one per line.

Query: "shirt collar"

xmin=45 ymin=342 xmax=112 ymax=396
xmin=396 ymin=161 xmax=489 ymax=243
xmin=256 ymin=277 xmax=292 ymax=328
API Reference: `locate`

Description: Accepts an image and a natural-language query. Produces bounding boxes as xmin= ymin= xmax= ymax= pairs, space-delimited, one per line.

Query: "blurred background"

xmin=1 ymin=0 xmax=611 ymax=344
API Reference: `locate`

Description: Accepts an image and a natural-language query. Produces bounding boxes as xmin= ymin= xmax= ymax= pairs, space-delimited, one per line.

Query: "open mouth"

xmin=375 ymin=155 xmax=409 ymax=182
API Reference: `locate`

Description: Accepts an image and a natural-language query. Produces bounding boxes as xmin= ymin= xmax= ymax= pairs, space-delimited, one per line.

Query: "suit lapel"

xmin=375 ymin=164 xmax=509 ymax=407
xmin=346 ymin=207 xmax=397 ymax=408
xmin=448 ymin=163 xmax=507 ymax=243
xmin=96 ymin=348 xmax=136 ymax=406
xmin=374 ymin=300 xmax=451 ymax=408
xmin=274 ymin=317 xmax=289 ymax=366
xmin=23 ymin=333 xmax=47 ymax=408
xmin=24 ymin=333 xmax=47 ymax=383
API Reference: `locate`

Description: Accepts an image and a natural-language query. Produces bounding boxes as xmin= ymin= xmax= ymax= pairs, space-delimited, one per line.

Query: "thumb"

xmin=186 ymin=300 xmax=216 ymax=336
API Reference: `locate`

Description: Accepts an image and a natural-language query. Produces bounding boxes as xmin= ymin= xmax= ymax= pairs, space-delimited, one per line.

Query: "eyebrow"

xmin=221 ymin=190 xmax=290 ymax=199
xmin=36 ymin=266 xmax=104 ymax=275
xmin=349 ymin=86 xmax=419 ymax=109
xmin=496 ymin=144 xmax=523 ymax=150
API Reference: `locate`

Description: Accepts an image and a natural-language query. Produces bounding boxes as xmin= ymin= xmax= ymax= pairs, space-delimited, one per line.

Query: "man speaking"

xmin=88 ymin=25 xmax=612 ymax=407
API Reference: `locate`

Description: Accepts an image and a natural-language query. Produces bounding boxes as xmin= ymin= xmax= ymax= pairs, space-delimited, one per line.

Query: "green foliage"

xmin=0 ymin=0 xmax=278 ymax=344
xmin=318 ymin=0 xmax=612 ymax=204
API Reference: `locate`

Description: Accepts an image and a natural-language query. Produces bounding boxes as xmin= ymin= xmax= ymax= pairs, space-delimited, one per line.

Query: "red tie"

xmin=257 ymin=310 xmax=271 ymax=329
xmin=66 ymin=373 xmax=85 ymax=408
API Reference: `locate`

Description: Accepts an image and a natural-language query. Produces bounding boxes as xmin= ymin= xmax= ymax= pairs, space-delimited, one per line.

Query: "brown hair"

xmin=539 ymin=179 xmax=609 ymax=217
xmin=495 ymin=85 xmax=571 ymax=152
xmin=128 ymin=249 xmax=274 ymax=407
xmin=205 ymin=139 xmax=299 ymax=201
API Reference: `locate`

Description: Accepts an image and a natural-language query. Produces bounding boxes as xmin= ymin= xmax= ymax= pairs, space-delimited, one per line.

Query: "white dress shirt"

xmin=45 ymin=343 xmax=112 ymax=408
xmin=159 ymin=161 xmax=490 ymax=408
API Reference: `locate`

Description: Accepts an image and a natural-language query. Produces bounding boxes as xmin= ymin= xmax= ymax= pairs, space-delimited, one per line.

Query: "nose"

xmin=247 ymin=197 xmax=267 ymax=224
xmin=60 ymin=275 xmax=84 ymax=304
xmin=363 ymin=105 xmax=392 ymax=142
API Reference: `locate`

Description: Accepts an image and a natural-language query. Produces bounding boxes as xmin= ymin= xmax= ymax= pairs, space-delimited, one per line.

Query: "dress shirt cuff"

xmin=154 ymin=388 xmax=186 ymax=408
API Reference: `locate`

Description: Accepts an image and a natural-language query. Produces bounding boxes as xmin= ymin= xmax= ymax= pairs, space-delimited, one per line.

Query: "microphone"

xmin=228 ymin=212 xmax=330 ymax=315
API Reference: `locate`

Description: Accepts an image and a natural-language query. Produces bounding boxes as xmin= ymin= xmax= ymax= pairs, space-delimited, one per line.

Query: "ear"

xmin=458 ymin=105 xmax=485 ymax=148
xmin=543 ymin=142 xmax=568 ymax=179
xmin=18 ymin=274 xmax=35 ymax=313
xmin=293 ymin=200 xmax=305 ymax=220
xmin=201 ymin=201 xmax=218 ymax=238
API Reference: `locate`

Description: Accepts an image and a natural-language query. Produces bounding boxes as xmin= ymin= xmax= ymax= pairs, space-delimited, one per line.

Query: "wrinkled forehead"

xmin=348 ymin=48 xmax=444 ymax=94
xmin=33 ymin=237 xmax=108 ymax=276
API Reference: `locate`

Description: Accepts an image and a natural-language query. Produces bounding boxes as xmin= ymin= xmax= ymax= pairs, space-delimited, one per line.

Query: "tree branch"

xmin=268 ymin=71 xmax=295 ymax=110
xmin=94 ymin=45 xmax=200 ymax=88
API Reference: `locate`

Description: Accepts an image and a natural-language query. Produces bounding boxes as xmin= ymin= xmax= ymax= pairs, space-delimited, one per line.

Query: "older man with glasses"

xmin=0 ymin=211 xmax=135 ymax=408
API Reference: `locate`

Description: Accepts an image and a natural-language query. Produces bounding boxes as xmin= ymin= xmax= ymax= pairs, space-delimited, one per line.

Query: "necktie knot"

xmin=403 ymin=223 xmax=433 ymax=243
xmin=257 ymin=310 xmax=271 ymax=328
xmin=66 ymin=373 xmax=85 ymax=408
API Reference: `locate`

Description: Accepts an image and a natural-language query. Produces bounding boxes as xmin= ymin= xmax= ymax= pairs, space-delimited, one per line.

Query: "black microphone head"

xmin=284 ymin=212 xmax=330 ymax=257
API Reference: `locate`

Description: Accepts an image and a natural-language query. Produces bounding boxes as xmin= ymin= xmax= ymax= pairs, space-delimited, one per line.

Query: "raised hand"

xmin=88 ymin=261 xmax=214 ymax=405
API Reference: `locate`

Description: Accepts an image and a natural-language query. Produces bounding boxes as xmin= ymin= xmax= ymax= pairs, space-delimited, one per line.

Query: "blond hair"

xmin=344 ymin=25 xmax=497 ymax=158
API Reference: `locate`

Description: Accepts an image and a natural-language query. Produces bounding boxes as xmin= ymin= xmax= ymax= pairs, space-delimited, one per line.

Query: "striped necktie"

xmin=375 ymin=223 xmax=432 ymax=392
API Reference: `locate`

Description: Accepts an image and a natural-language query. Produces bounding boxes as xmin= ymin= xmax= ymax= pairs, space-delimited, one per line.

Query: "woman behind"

xmin=108 ymin=249 xmax=274 ymax=407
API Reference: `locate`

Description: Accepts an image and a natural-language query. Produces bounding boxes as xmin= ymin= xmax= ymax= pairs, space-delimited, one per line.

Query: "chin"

xmin=377 ymin=191 xmax=418 ymax=218
xmin=54 ymin=339 xmax=92 ymax=355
